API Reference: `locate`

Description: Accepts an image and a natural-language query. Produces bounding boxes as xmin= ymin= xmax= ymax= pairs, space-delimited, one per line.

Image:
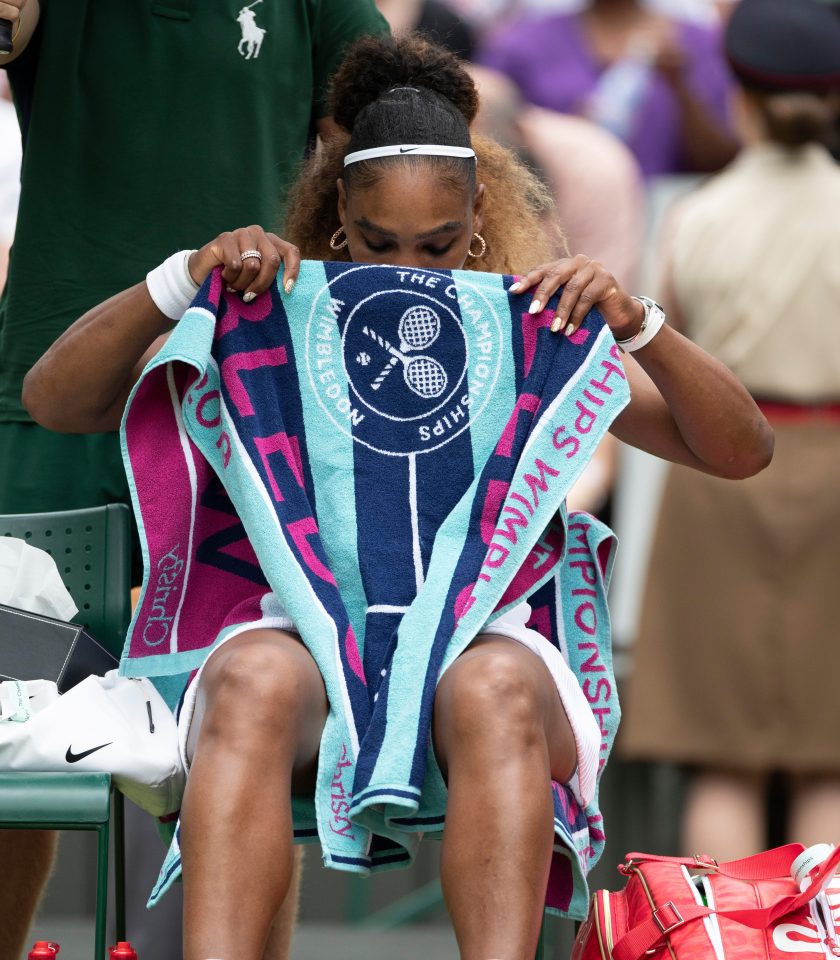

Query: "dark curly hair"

xmin=283 ymin=34 xmax=564 ymax=274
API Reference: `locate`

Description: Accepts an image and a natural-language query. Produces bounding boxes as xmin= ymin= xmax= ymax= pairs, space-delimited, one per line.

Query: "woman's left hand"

xmin=510 ymin=254 xmax=644 ymax=340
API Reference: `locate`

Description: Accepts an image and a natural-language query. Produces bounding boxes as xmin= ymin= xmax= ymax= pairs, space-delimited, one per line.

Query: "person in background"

xmin=467 ymin=64 xmax=642 ymax=521
xmin=376 ymin=0 xmax=474 ymax=59
xmin=622 ymin=0 xmax=840 ymax=860
xmin=470 ymin=66 xmax=644 ymax=291
xmin=477 ymin=0 xmax=739 ymax=177
xmin=23 ymin=32 xmax=773 ymax=958
xmin=0 ymin=3 xmax=388 ymax=958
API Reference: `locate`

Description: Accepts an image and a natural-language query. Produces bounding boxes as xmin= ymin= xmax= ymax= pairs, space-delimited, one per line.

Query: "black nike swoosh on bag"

xmin=65 ymin=742 xmax=113 ymax=763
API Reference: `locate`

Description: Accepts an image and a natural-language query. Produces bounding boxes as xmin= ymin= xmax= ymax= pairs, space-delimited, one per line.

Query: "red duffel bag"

xmin=572 ymin=843 xmax=840 ymax=960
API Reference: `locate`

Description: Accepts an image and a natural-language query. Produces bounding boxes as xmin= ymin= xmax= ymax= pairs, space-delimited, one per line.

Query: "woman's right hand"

xmin=188 ymin=225 xmax=301 ymax=302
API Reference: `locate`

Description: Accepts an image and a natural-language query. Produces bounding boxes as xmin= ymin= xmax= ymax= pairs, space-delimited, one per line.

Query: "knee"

xmin=436 ymin=648 xmax=544 ymax=747
xmin=201 ymin=636 xmax=312 ymax=734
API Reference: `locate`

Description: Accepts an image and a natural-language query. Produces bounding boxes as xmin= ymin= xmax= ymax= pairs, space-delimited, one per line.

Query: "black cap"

xmin=726 ymin=0 xmax=840 ymax=92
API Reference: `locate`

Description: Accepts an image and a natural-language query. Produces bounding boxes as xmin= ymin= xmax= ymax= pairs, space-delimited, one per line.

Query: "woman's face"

xmin=337 ymin=164 xmax=485 ymax=271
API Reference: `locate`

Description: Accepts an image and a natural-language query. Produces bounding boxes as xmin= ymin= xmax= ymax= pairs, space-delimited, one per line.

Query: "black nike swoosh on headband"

xmin=65 ymin=742 xmax=113 ymax=763
xmin=399 ymin=147 xmax=419 ymax=153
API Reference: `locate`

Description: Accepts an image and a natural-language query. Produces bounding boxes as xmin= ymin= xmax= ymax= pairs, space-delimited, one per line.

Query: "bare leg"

xmin=433 ymin=635 xmax=577 ymax=960
xmin=788 ymin=775 xmax=840 ymax=848
xmin=179 ymin=629 xmax=327 ymax=960
xmin=681 ymin=769 xmax=766 ymax=861
xmin=0 ymin=830 xmax=57 ymax=960
xmin=262 ymin=847 xmax=304 ymax=960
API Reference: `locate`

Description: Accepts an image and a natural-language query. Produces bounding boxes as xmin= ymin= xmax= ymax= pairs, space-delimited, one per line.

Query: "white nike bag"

xmin=0 ymin=670 xmax=184 ymax=816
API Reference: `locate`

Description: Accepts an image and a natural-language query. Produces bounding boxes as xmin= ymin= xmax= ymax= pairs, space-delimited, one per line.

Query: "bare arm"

xmin=1 ymin=0 xmax=39 ymax=66
xmin=610 ymin=328 xmax=772 ymax=479
xmin=23 ymin=226 xmax=301 ymax=433
xmin=22 ymin=282 xmax=173 ymax=433
xmin=669 ymin=78 xmax=739 ymax=173
xmin=652 ymin=23 xmax=739 ymax=174
xmin=512 ymin=255 xmax=774 ymax=480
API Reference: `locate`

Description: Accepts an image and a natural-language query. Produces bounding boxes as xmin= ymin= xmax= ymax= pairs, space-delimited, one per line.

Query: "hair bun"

xmin=760 ymin=91 xmax=834 ymax=147
xmin=330 ymin=34 xmax=479 ymax=132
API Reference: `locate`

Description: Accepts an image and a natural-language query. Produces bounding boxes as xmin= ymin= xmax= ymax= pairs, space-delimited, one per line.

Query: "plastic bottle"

xmin=28 ymin=944 xmax=60 ymax=959
xmin=586 ymin=39 xmax=655 ymax=143
xmin=108 ymin=943 xmax=138 ymax=960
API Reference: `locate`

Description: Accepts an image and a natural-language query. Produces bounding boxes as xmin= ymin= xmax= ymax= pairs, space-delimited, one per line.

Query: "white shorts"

xmin=178 ymin=600 xmax=600 ymax=807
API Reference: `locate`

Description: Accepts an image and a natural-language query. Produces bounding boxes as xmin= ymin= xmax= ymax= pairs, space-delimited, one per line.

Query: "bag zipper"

xmin=699 ymin=874 xmax=726 ymax=960
xmin=594 ymin=889 xmax=613 ymax=959
xmin=131 ymin=677 xmax=156 ymax=733
xmin=812 ymin=889 xmax=840 ymax=957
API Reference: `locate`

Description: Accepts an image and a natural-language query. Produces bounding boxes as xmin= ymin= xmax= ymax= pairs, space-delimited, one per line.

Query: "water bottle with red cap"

xmin=27 ymin=943 xmax=60 ymax=959
xmin=108 ymin=943 xmax=138 ymax=960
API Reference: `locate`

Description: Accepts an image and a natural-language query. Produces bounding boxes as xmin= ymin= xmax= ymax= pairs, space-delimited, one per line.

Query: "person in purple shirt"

xmin=478 ymin=0 xmax=738 ymax=177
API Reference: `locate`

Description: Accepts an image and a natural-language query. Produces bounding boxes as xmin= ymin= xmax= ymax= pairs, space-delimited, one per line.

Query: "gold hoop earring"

xmin=329 ymin=226 xmax=348 ymax=251
xmin=468 ymin=233 xmax=487 ymax=259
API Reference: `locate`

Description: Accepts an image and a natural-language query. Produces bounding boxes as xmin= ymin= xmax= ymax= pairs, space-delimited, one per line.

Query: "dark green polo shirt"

xmin=0 ymin=0 xmax=387 ymax=421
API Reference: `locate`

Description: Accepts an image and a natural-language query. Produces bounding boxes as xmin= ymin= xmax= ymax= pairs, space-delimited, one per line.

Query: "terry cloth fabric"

xmin=177 ymin=599 xmax=603 ymax=820
xmin=120 ymin=261 xmax=630 ymax=918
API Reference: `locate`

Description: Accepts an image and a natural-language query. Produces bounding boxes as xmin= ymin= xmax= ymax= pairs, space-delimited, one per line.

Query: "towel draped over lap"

xmin=119 ymin=261 xmax=630 ymax=917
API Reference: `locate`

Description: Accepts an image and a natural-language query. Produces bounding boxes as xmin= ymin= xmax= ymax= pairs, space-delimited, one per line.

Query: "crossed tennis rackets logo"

xmin=359 ymin=305 xmax=449 ymax=400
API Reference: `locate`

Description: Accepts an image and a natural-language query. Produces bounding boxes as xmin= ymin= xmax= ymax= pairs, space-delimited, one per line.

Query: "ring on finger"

xmin=240 ymin=249 xmax=262 ymax=263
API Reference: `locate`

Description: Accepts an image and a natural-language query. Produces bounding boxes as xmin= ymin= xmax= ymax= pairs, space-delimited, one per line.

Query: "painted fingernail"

xmin=284 ymin=278 xmax=294 ymax=294
xmin=551 ymin=318 xmax=562 ymax=334
xmin=528 ymin=299 xmax=542 ymax=315
xmin=226 ymin=285 xmax=236 ymax=293
xmin=565 ymin=322 xmax=575 ymax=336
xmin=242 ymin=291 xmax=256 ymax=303
xmin=509 ymin=281 xmax=521 ymax=293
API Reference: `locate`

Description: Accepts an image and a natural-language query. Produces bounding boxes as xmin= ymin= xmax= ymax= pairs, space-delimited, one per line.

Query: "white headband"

xmin=343 ymin=144 xmax=476 ymax=167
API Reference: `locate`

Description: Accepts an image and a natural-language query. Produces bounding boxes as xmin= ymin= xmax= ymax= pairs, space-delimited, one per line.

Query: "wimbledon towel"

xmin=120 ymin=261 xmax=630 ymax=917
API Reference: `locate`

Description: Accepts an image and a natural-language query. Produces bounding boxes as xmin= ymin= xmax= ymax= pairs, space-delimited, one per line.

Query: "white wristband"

xmin=616 ymin=296 xmax=667 ymax=353
xmin=146 ymin=250 xmax=200 ymax=321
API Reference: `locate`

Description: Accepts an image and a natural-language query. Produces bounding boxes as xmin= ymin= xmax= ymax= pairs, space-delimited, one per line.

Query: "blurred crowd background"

xmin=2 ymin=0 xmax=840 ymax=956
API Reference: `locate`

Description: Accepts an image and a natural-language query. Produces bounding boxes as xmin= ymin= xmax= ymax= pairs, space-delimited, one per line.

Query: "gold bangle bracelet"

xmin=11 ymin=12 xmax=23 ymax=44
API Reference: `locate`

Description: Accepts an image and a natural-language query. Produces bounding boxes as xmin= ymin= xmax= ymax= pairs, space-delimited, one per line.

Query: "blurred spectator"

xmin=377 ymin=0 xmax=645 ymax=291
xmin=621 ymin=0 xmax=840 ymax=860
xmin=376 ymin=0 xmax=474 ymax=58
xmin=468 ymin=66 xmax=641 ymax=522
xmin=446 ymin=0 xmax=729 ymax=23
xmin=0 ymin=3 xmax=387 ymax=958
xmin=438 ymin=0 xmax=518 ymax=30
xmin=0 ymin=74 xmax=21 ymax=290
xmin=470 ymin=65 xmax=644 ymax=289
xmin=477 ymin=0 xmax=739 ymax=176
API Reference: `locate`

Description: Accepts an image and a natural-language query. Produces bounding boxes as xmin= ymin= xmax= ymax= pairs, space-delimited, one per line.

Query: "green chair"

xmin=0 ymin=504 xmax=132 ymax=959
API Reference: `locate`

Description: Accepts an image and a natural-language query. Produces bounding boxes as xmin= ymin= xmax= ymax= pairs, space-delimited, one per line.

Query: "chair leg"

xmin=114 ymin=791 xmax=127 ymax=941
xmin=95 ymin=822 xmax=110 ymax=960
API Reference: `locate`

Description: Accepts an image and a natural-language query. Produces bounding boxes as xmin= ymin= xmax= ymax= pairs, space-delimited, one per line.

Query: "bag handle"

xmin=612 ymin=844 xmax=840 ymax=960
xmin=621 ymin=844 xmax=805 ymax=881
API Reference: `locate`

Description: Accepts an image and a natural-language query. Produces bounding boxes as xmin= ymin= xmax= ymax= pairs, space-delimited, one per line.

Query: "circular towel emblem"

xmin=305 ymin=265 xmax=504 ymax=456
